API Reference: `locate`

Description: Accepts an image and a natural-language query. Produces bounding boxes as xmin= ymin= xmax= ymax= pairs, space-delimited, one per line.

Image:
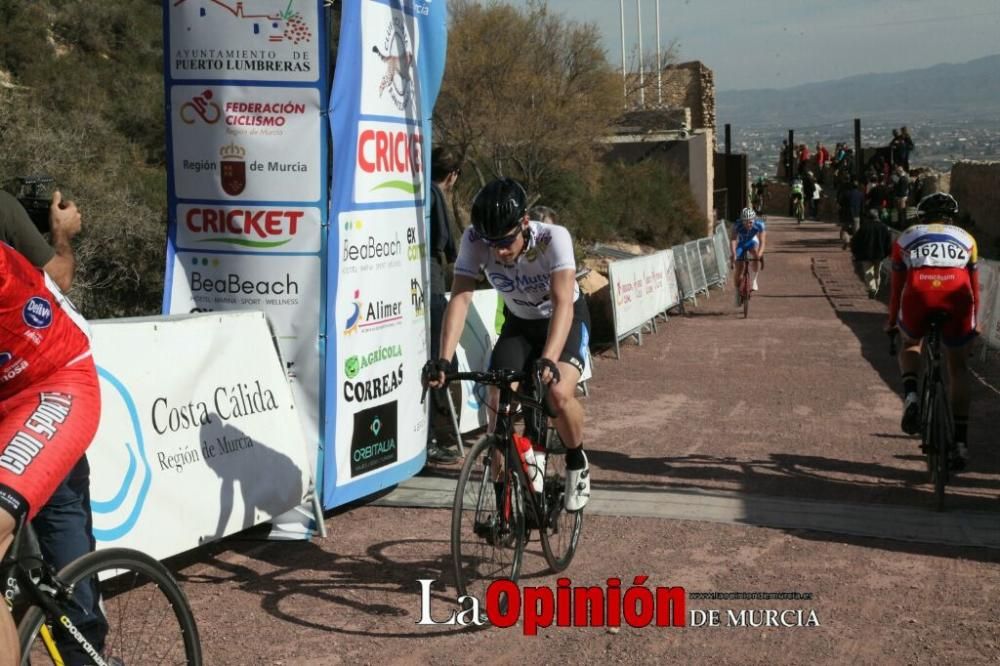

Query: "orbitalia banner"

xmin=324 ymin=0 xmax=447 ymax=508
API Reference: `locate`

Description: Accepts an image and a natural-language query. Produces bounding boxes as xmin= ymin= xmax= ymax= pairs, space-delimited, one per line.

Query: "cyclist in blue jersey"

xmin=730 ymin=207 xmax=767 ymax=304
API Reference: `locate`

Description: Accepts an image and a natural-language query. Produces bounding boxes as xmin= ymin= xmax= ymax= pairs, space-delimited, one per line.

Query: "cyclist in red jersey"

xmin=0 ymin=242 xmax=101 ymax=666
xmin=884 ymin=193 xmax=979 ymax=469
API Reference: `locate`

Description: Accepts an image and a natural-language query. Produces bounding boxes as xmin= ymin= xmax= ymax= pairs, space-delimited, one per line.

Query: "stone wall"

xmin=688 ymin=130 xmax=715 ymax=235
xmin=660 ymin=61 xmax=715 ymax=130
xmin=950 ymin=161 xmax=1000 ymax=257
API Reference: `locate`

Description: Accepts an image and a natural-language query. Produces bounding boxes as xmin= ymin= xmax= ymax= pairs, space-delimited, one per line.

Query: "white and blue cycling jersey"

xmin=732 ymin=219 xmax=766 ymax=260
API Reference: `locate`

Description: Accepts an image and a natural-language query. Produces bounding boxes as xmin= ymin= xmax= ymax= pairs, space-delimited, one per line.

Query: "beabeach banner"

xmin=323 ymin=0 xmax=447 ymax=508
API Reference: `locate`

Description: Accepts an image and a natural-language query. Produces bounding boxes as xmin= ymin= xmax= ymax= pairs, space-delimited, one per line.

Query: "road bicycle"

xmin=751 ymin=191 xmax=767 ymax=218
xmin=792 ymin=196 xmax=805 ymax=224
xmin=436 ymin=368 xmax=582 ymax=615
xmin=733 ymin=255 xmax=762 ymax=318
xmin=2 ymin=515 xmax=202 ymax=665
xmin=890 ymin=313 xmax=955 ymax=511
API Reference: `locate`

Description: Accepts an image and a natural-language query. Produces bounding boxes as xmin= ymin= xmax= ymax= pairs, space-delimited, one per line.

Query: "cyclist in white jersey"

xmin=423 ymin=178 xmax=591 ymax=511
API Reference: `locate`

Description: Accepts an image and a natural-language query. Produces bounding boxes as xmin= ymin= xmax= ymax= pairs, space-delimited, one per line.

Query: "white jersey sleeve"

xmin=453 ymin=226 xmax=489 ymax=279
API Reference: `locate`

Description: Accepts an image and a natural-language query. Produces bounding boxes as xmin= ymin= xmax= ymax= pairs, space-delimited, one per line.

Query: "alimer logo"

xmin=343 ymin=289 xmax=403 ymax=335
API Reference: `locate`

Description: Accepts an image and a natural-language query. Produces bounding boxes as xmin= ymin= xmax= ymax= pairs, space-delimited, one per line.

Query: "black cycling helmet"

xmin=917 ymin=192 xmax=958 ymax=220
xmin=470 ymin=178 xmax=527 ymax=241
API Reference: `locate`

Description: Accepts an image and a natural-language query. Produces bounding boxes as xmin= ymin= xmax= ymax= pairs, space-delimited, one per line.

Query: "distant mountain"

xmin=717 ymin=55 xmax=1000 ymax=128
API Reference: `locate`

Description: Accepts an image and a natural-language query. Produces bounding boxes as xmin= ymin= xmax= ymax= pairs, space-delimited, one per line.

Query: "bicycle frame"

xmin=1 ymin=517 xmax=107 ymax=665
xmin=448 ymin=370 xmax=552 ymax=527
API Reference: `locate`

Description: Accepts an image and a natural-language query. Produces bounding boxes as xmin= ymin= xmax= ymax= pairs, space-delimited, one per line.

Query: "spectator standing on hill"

xmin=833 ymin=142 xmax=846 ymax=168
xmin=893 ymin=165 xmax=910 ymax=228
xmin=844 ymin=180 xmax=865 ymax=244
xmin=850 ymin=210 xmax=893 ymax=298
xmin=889 ymin=128 xmax=903 ymax=167
xmin=900 ymin=126 xmax=915 ymax=171
xmin=816 ymin=143 xmax=830 ymax=182
xmin=842 ymin=149 xmax=855 ymax=181
xmin=797 ymin=143 xmax=811 ymax=176
xmin=425 ymin=147 xmax=463 ymax=464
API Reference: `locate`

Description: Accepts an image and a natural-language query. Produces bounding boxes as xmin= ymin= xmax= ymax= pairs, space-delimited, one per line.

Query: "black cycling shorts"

xmin=491 ymin=297 xmax=591 ymax=376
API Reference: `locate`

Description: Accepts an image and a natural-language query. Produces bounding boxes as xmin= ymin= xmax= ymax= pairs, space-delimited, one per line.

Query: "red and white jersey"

xmin=891 ymin=223 xmax=978 ymax=272
xmin=0 ymin=242 xmax=91 ymax=401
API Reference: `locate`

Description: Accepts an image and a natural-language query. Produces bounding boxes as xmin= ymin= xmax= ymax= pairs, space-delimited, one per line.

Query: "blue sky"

xmin=499 ymin=0 xmax=1000 ymax=91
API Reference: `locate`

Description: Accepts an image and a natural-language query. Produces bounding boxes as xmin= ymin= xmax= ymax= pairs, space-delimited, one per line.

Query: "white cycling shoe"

xmin=752 ymin=275 xmax=759 ymax=291
xmin=564 ymin=451 xmax=591 ymax=512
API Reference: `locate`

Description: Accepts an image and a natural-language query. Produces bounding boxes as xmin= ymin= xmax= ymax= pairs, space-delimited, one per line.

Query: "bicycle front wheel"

xmin=19 ymin=548 xmax=202 ymax=666
xmin=539 ymin=429 xmax=583 ymax=573
xmin=451 ymin=435 xmax=525 ymax=612
xmin=742 ymin=269 xmax=751 ymax=319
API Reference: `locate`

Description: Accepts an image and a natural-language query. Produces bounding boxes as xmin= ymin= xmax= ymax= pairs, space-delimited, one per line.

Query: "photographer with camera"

xmin=0 ymin=186 xmax=106 ymax=663
xmin=0 ymin=186 xmax=80 ymax=290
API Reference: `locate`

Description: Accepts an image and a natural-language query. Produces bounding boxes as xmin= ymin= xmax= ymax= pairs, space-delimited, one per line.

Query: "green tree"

xmin=435 ymin=0 xmax=620 ymax=196
xmin=0 ymin=0 xmax=166 ymax=318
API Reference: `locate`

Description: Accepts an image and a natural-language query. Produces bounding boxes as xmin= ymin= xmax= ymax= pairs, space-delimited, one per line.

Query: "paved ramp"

xmin=377 ymin=475 xmax=1000 ymax=549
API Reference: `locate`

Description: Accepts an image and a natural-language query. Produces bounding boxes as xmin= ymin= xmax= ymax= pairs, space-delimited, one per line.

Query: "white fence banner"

xmin=685 ymin=241 xmax=708 ymax=295
xmin=453 ymin=289 xmax=502 ymax=432
xmin=608 ymin=253 xmax=674 ymax=338
xmin=89 ymin=312 xmax=314 ymax=561
xmin=673 ymin=245 xmax=695 ymax=300
xmin=660 ymin=250 xmax=681 ymax=310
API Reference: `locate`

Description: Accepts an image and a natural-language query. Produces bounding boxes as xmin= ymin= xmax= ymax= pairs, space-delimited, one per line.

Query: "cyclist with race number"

xmin=883 ymin=192 xmax=979 ymax=469
xmin=423 ymin=178 xmax=591 ymax=512
xmin=731 ymin=207 xmax=767 ymax=305
xmin=0 ymin=242 xmax=101 ymax=666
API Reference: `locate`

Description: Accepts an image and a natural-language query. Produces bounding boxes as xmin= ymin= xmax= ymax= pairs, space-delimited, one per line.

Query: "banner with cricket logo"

xmin=160 ymin=1 xmax=328 ymax=530
xmin=324 ymin=0 xmax=447 ymax=508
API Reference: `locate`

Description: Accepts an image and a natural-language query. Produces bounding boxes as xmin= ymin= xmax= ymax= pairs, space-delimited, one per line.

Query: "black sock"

xmin=566 ymin=445 xmax=586 ymax=470
xmin=902 ymin=373 xmax=918 ymax=396
xmin=954 ymin=416 xmax=968 ymax=444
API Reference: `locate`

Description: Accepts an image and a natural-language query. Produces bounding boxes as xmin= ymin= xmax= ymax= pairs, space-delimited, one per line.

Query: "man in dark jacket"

xmin=850 ymin=210 xmax=893 ymax=298
xmin=426 ymin=147 xmax=463 ymax=463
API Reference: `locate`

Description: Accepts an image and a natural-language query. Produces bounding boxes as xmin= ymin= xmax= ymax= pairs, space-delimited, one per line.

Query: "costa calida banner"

xmin=160 ymin=0 xmax=329 ymax=525
xmin=325 ymin=0 xmax=447 ymax=508
xmin=89 ymin=313 xmax=314 ymax=561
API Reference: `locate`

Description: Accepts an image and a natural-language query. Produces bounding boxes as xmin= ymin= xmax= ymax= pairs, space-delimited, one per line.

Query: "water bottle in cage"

xmin=513 ymin=433 xmax=545 ymax=493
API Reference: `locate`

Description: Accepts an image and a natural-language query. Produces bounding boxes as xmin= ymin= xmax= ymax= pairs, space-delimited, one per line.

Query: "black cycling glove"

xmin=421 ymin=358 xmax=451 ymax=386
xmin=534 ymin=358 xmax=561 ymax=385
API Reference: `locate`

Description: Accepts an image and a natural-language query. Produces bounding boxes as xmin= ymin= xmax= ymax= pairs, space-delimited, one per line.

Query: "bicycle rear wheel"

xmin=451 ymin=435 xmax=525 ymax=614
xmin=18 ymin=548 xmax=202 ymax=665
xmin=930 ymin=387 xmax=952 ymax=511
xmin=538 ymin=429 xmax=583 ymax=573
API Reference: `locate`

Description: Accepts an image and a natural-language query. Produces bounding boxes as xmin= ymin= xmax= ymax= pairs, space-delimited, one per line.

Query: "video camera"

xmin=9 ymin=175 xmax=55 ymax=233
